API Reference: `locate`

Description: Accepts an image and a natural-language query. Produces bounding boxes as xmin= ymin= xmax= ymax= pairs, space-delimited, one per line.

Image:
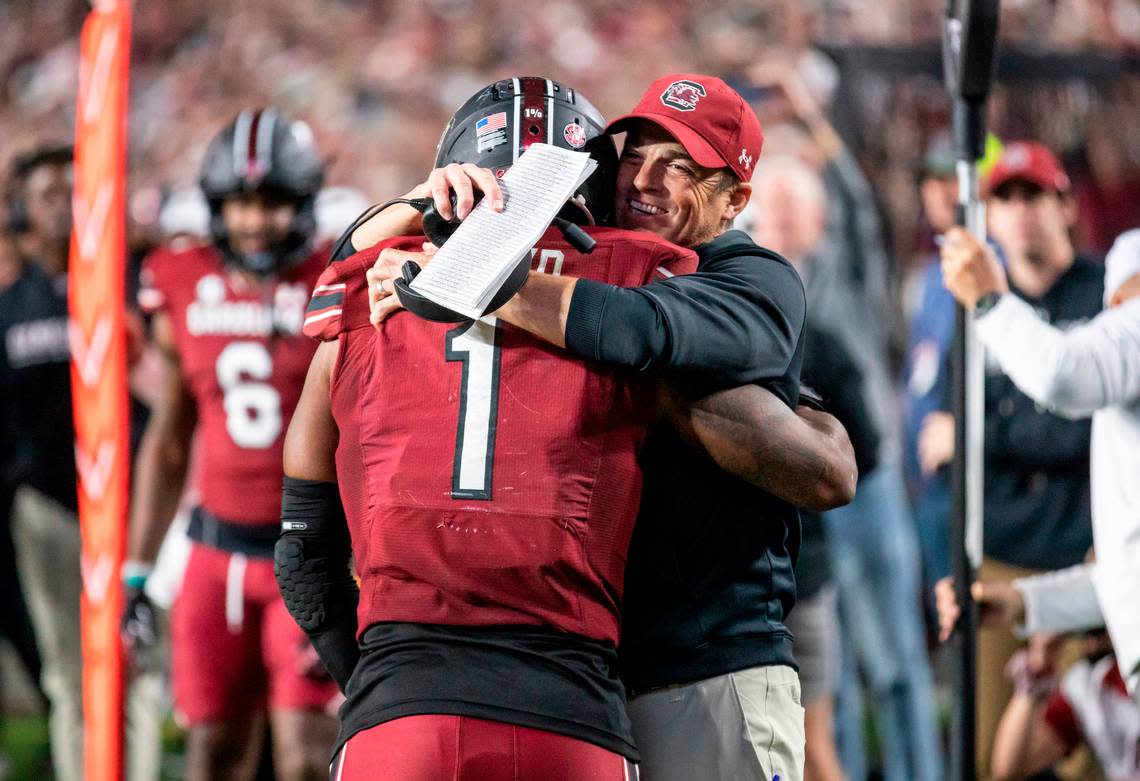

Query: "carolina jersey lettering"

xmin=313 ymin=227 xmax=697 ymax=646
xmin=139 ymin=243 xmax=327 ymax=524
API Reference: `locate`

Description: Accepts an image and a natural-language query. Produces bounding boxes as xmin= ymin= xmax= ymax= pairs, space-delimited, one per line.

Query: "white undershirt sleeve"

xmin=1014 ymin=564 xmax=1103 ymax=635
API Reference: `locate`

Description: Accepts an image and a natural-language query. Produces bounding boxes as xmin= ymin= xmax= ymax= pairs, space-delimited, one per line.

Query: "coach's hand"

xmin=427 ymin=163 xmax=504 ymax=221
xmin=121 ymin=586 xmax=161 ymax=673
xmin=367 ymin=243 xmax=438 ymax=326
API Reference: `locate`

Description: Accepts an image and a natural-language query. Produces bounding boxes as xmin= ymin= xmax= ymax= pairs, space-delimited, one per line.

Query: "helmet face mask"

xmin=435 ymin=77 xmax=617 ymax=226
xmin=219 ymin=193 xmax=300 ymax=275
xmin=200 ymin=108 xmax=324 ymax=275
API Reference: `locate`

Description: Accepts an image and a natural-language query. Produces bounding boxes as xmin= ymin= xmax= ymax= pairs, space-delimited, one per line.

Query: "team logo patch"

xmin=1003 ymin=143 xmax=1030 ymax=169
xmin=564 ymin=122 xmax=587 ymax=149
xmin=195 ymin=274 xmax=225 ymax=305
xmin=660 ymin=79 xmax=706 ymax=112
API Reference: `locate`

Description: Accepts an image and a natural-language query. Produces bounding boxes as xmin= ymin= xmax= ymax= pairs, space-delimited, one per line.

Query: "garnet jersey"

xmin=140 ymin=244 xmax=327 ymax=524
xmin=308 ymin=227 xmax=697 ymax=647
xmin=1046 ymin=656 xmax=1140 ymax=779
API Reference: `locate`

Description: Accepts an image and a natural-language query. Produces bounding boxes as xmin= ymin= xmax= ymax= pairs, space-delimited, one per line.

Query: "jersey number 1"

xmin=446 ymin=318 xmax=502 ymax=500
xmin=216 ymin=342 xmax=282 ymax=449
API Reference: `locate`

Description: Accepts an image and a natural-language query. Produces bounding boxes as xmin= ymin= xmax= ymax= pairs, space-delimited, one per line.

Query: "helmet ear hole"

xmin=528 ymin=124 xmax=541 ymax=135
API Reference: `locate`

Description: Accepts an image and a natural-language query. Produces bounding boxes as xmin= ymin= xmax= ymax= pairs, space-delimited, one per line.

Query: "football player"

xmin=281 ymin=77 xmax=683 ymax=780
xmin=124 ymin=109 xmax=339 ymax=781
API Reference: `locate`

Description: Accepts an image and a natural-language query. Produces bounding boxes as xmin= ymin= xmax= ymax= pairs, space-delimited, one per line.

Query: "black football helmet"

xmin=200 ymin=108 xmax=325 ymax=275
xmin=434 ymin=77 xmax=617 ymax=225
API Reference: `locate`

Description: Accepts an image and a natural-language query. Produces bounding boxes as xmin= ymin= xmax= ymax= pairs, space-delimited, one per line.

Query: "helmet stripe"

xmin=255 ymin=108 xmax=277 ymax=181
xmin=232 ymin=109 xmax=253 ymax=178
xmin=545 ymin=78 xmax=554 ymax=147
xmin=518 ymin=77 xmax=547 ymax=154
xmin=511 ymin=76 xmax=521 ymax=163
xmin=245 ymin=109 xmax=263 ymax=178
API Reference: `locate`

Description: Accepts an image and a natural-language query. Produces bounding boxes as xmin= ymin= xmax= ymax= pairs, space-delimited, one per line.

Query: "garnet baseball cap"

xmin=606 ymin=73 xmax=764 ymax=182
xmin=986 ymin=141 xmax=1070 ymax=195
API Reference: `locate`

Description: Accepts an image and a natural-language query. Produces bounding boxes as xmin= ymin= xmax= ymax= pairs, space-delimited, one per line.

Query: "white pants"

xmin=628 ymin=665 xmax=805 ymax=781
xmin=12 ymin=485 xmax=166 ymax=781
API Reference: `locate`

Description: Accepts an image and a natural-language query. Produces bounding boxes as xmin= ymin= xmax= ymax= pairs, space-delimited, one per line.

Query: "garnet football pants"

xmin=330 ymin=714 xmax=638 ymax=781
xmin=172 ymin=540 xmax=339 ymax=724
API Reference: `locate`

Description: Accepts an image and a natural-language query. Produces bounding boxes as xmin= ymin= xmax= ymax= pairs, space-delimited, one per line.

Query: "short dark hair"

xmin=11 ymin=144 xmax=73 ymax=183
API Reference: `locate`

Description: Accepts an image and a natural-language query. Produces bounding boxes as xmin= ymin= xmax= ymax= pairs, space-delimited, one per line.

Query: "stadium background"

xmin=1 ymin=0 xmax=1138 ymax=779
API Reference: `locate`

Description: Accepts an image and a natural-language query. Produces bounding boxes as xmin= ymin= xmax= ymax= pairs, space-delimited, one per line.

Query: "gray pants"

xmin=12 ymin=486 xmax=166 ymax=781
xmin=628 ymin=665 xmax=805 ymax=781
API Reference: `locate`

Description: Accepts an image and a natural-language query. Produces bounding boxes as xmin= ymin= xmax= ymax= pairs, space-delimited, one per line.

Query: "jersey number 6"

xmin=216 ymin=341 xmax=283 ymax=449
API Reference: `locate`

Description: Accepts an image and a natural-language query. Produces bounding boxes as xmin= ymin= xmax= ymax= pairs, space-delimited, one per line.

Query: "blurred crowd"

xmin=1 ymin=1 xmax=1139 ymax=780
xmin=1 ymin=0 xmax=1138 ymax=265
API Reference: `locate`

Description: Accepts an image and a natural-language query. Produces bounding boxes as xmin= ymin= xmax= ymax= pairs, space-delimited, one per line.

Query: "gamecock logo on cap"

xmin=660 ymin=80 xmax=706 ymax=112
xmin=1004 ymin=143 xmax=1030 ymax=169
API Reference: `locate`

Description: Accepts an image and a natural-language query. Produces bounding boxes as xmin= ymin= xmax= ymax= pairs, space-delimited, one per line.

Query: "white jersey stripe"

xmin=313 ymin=283 xmax=347 ymax=294
xmin=655 ymin=266 xmax=675 ymax=278
xmin=303 ymin=308 xmax=342 ymax=326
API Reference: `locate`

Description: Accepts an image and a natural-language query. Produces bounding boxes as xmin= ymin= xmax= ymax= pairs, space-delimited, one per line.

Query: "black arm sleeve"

xmin=275 ymin=477 xmax=360 ymax=692
xmin=564 ymin=247 xmax=806 ymax=388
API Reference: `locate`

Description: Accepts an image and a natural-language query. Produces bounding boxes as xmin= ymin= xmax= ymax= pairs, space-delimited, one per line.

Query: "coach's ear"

xmin=723 ymin=181 xmax=751 ymax=223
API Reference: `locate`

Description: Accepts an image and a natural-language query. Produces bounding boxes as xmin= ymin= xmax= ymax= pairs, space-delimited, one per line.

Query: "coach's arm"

xmin=275 ymin=341 xmax=360 ymax=692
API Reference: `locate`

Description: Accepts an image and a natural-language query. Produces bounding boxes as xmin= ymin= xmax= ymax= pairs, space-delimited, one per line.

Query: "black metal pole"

xmin=949 ymin=201 xmax=978 ymax=781
xmin=942 ymin=3 xmax=999 ymax=779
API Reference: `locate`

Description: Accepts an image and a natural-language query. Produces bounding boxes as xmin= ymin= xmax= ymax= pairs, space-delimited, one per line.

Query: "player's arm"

xmin=121 ymin=311 xmax=195 ymax=667
xmin=126 ymin=311 xmax=196 ymax=569
xmin=990 ymin=641 xmax=1072 ymax=781
xmin=275 ymin=340 xmax=360 ymax=692
xmin=661 ymin=383 xmax=857 ymax=512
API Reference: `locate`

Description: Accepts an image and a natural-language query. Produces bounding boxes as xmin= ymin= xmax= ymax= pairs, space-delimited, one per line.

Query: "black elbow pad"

xmin=275 ymin=535 xmax=340 ymax=633
xmin=275 ymin=477 xmax=360 ymax=690
xmin=275 ymin=477 xmax=358 ymax=632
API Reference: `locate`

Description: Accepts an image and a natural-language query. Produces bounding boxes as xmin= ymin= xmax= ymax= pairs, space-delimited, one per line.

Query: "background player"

xmin=123 ymin=108 xmax=338 ymax=781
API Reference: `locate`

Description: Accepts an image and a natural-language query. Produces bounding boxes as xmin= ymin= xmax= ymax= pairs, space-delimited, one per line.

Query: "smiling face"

xmin=613 ymin=121 xmax=750 ymax=249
